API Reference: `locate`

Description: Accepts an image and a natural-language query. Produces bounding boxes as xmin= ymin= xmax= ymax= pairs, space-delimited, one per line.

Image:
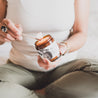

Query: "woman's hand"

xmin=58 ymin=42 xmax=68 ymax=56
xmin=37 ymin=42 xmax=68 ymax=70
xmin=0 ymin=19 xmax=23 ymax=43
xmin=37 ymin=55 xmax=60 ymax=70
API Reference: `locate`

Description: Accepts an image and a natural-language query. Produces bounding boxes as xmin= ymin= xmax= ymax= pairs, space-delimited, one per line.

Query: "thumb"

xmin=38 ymin=55 xmax=46 ymax=63
xmin=43 ymin=58 xmax=49 ymax=64
xmin=15 ymin=24 xmax=23 ymax=32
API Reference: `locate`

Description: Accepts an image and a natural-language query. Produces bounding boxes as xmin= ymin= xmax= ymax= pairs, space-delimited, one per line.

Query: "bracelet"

xmin=60 ymin=41 xmax=70 ymax=56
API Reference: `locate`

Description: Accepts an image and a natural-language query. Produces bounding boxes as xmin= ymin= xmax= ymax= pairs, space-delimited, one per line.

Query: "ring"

xmin=1 ymin=25 xmax=8 ymax=33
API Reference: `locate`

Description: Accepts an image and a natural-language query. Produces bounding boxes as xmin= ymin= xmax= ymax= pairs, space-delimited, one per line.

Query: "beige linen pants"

xmin=0 ymin=59 xmax=98 ymax=98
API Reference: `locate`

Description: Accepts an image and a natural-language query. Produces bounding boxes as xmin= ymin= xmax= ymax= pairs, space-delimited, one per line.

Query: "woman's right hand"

xmin=0 ymin=19 xmax=23 ymax=43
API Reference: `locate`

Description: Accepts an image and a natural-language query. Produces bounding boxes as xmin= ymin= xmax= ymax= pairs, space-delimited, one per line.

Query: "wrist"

xmin=59 ymin=41 xmax=70 ymax=56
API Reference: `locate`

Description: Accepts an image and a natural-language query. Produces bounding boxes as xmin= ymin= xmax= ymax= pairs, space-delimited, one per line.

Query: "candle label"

xmin=38 ymin=41 xmax=60 ymax=60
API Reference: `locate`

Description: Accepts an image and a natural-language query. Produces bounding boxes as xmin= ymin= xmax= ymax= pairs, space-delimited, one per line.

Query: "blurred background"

xmin=0 ymin=0 xmax=98 ymax=64
xmin=78 ymin=0 xmax=98 ymax=59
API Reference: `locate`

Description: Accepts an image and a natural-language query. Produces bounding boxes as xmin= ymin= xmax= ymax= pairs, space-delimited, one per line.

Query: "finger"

xmin=39 ymin=56 xmax=49 ymax=64
xmin=43 ymin=58 xmax=57 ymax=70
xmin=0 ymin=35 xmax=10 ymax=42
xmin=2 ymin=19 xmax=22 ymax=36
xmin=40 ymin=58 xmax=50 ymax=69
xmin=8 ymin=29 xmax=23 ymax=40
xmin=0 ymin=27 xmax=22 ymax=41
xmin=38 ymin=55 xmax=45 ymax=64
xmin=1 ymin=20 xmax=23 ymax=40
xmin=37 ymin=56 xmax=49 ymax=69
xmin=15 ymin=24 xmax=23 ymax=40
xmin=15 ymin=24 xmax=23 ymax=32
xmin=37 ymin=56 xmax=56 ymax=70
xmin=0 ymin=30 xmax=15 ymax=41
xmin=7 ymin=29 xmax=18 ymax=39
xmin=42 ymin=58 xmax=49 ymax=65
xmin=45 ymin=64 xmax=56 ymax=70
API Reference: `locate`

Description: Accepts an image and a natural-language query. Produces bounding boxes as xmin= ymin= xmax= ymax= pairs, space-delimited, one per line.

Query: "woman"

xmin=0 ymin=0 xmax=98 ymax=98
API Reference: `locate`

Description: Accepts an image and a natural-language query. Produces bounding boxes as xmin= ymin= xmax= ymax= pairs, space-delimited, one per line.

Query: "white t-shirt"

xmin=7 ymin=0 xmax=77 ymax=72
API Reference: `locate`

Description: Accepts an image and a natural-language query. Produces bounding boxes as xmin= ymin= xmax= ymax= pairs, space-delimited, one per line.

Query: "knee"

xmin=0 ymin=66 xmax=22 ymax=83
xmin=0 ymin=68 xmax=14 ymax=82
xmin=45 ymin=71 xmax=98 ymax=98
xmin=74 ymin=59 xmax=91 ymax=66
xmin=0 ymin=82 xmax=37 ymax=98
xmin=45 ymin=84 xmax=80 ymax=98
xmin=71 ymin=59 xmax=91 ymax=70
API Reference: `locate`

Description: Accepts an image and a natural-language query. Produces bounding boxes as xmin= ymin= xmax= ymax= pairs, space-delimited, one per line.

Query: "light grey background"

xmin=78 ymin=0 xmax=98 ymax=59
xmin=0 ymin=0 xmax=98 ymax=64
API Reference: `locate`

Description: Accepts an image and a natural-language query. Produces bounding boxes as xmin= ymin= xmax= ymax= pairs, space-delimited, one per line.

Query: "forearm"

xmin=65 ymin=0 xmax=89 ymax=53
xmin=65 ymin=32 xmax=87 ymax=53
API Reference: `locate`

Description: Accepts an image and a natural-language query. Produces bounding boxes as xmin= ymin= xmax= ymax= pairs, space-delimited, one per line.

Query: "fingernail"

xmin=43 ymin=59 xmax=47 ymax=63
xmin=16 ymin=32 xmax=21 ymax=35
xmin=3 ymin=19 xmax=7 ymax=25
xmin=16 ymin=36 xmax=23 ymax=40
xmin=5 ymin=39 xmax=10 ymax=42
xmin=19 ymin=36 xmax=23 ymax=40
xmin=12 ymin=38 xmax=15 ymax=41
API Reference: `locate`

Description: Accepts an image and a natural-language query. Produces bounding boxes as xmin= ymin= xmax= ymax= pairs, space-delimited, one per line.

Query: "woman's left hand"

xmin=37 ymin=42 xmax=67 ymax=70
xmin=37 ymin=55 xmax=60 ymax=70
